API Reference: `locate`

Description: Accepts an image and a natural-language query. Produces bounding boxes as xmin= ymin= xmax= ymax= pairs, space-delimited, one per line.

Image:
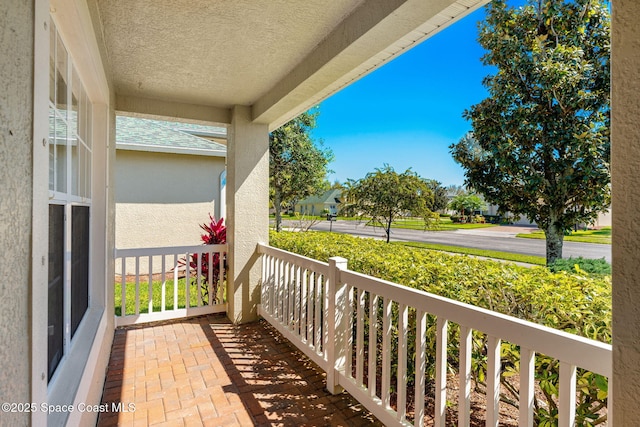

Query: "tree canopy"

xmin=270 ymin=108 xmax=333 ymax=232
xmin=426 ymin=180 xmax=449 ymax=212
xmin=448 ymin=192 xmax=487 ymax=217
xmin=345 ymin=165 xmax=434 ymax=243
xmin=450 ymin=0 xmax=610 ymax=264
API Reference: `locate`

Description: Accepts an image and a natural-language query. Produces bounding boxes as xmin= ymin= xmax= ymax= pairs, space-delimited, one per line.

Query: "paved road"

xmin=293 ymin=220 xmax=611 ymax=262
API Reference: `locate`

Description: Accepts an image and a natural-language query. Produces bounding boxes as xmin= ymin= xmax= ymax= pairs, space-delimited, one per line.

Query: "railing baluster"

xmin=148 ymin=256 xmax=153 ymax=313
xmin=276 ymin=258 xmax=282 ymax=320
xmin=218 ymin=249 xmax=224 ymax=303
xmin=356 ymin=288 xmax=365 ymax=386
xmin=161 ymin=256 xmax=166 ymax=312
xmin=315 ymin=272 xmax=322 ymax=353
xmin=294 ymin=265 xmax=301 ymax=334
xmin=397 ymin=303 xmax=408 ymax=422
xmin=208 ymin=250 xmax=213 ymax=306
xmin=121 ymin=255 xmax=126 ymax=316
xmin=283 ymin=262 xmax=293 ymax=324
xmin=486 ymin=335 xmax=501 ymax=427
xmin=267 ymin=254 xmax=273 ymax=313
xmin=559 ymin=361 xmax=577 ymax=426
xmin=519 ymin=347 xmax=535 ymax=427
xmin=173 ymin=254 xmax=178 ymax=310
xmin=369 ymin=293 xmax=378 ymax=399
xmin=415 ymin=309 xmax=426 ymax=427
xmin=345 ymin=285 xmax=354 ymax=379
xmin=459 ymin=325 xmax=472 ymax=426
xmin=382 ymin=297 xmax=392 ymax=409
xmin=323 ymin=274 xmax=329 ymax=358
xmin=435 ymin=317 xmax=448 ymax=427
xmin=135 ymin=256 xmax=140 ymax=315
xmin=196 ymin=252 xmax=202 ymax=307
xmin=186 ymin=252 xmax=191 ymax=308
xmin=301 ymin=268 xmax=308 ymax=343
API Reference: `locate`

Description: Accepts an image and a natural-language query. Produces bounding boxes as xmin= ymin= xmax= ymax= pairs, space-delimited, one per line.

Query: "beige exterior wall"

xmin=115 ymin=150 xmax=226 ymax=252
xmin=612 ymin=0 xmax=640 ymax=423
xmin=0 ymin=1 xmax=35 ymax=424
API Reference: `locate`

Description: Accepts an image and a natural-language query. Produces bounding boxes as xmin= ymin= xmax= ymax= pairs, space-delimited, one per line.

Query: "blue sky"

xmin=313 ymin=4 xmax=495 ymax=187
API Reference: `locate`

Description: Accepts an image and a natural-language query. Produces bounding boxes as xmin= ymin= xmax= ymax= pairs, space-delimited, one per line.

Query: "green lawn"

xmin=390 ymin=217 xmax=497 ymax=231
xmin=114 ymin=278 xmax=223 ymax=316
xmin=516 ymin=227 xmax=611 ymax=244
xmin=394 ymin=241 xmax=546 ymax=265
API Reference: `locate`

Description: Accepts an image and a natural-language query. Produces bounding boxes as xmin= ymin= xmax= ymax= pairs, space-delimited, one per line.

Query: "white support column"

xmin=226 ymin=105 xmax=269 ymax=324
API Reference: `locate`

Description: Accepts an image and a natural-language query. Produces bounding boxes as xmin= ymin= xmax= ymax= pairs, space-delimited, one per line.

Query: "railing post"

xmin=326 ymin=256 xmax=348 ymax=394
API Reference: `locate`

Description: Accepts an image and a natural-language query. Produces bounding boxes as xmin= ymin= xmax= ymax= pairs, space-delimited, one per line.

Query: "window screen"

xmin=48 ymin=205 xmax=64 ymax=381
xmin=71 ymin=206 xmax=89 ymax=336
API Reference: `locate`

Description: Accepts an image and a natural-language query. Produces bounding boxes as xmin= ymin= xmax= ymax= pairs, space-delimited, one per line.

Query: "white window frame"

xmin=47 ymin=18 xmax=94 ymax=388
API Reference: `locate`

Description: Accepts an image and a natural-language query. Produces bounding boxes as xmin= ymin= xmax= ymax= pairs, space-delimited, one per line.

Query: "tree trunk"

xmin=385 ymin=215 xmax=392 ymax=243
xmin=274 ymin=191 xmax=283 ymax=232
xmin=544 ymin=221 xmax=564 ymax=265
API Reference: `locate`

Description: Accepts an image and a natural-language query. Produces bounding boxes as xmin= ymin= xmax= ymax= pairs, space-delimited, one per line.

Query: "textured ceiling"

xmin=97 ymin=0 xmax=365 ymax=108
xmin=93 ymin=0 xmax=488 ymax=128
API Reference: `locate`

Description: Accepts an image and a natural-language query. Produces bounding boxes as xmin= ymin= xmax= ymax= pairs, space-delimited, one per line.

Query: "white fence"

xmin=257 ymin=243 xmax=612 ymax=427
xmin=114 ymin=244 xmax=227 ymax=327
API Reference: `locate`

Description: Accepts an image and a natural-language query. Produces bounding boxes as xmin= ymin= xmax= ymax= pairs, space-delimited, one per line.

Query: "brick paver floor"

xmin=97 ymin=314 xmax=384 ymax=426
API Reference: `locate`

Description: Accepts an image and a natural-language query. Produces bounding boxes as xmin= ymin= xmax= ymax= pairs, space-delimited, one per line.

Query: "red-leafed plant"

xmin=180 ymin=215 xmax=227 ymax=304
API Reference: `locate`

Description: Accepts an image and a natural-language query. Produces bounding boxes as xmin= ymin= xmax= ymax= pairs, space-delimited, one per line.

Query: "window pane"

xmin=55 ymin=34 xmax=68 ymax=117
xmin=71 ymin=134 xmax=79 ymax=196
xmin=70 ymin=66 xmax=80 ymax=137
xmin=49 ymin=106 xmax=56 ymax=191
xmin=54 ymin=113 xmax=67 ymax=193
xmin=71 ymin=206 xmax=90 ymax=336
xmin=48 ymin=205 xmax=65 ymax=381
xmin=49 ymin=20 xmax=55 ymax=104
xmin=85 ymin=94 xmax=92 ymax=150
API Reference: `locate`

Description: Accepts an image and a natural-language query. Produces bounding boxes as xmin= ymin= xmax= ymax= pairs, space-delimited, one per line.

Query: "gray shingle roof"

xmin=297 ymin=189 xmax=342 ymax=205
xmin=116 ymin=116 xmax=226 ymax=156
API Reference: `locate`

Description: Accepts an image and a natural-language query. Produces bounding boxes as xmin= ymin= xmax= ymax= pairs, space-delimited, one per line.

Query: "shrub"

xmin=181 ymin=215 xmax=227 ymax=304
xmin=269 ymin=231 xmax=611 ymax=425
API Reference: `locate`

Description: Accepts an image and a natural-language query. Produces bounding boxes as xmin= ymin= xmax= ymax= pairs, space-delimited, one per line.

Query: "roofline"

xmin=116 ymin=143 xmax=227 ymax=158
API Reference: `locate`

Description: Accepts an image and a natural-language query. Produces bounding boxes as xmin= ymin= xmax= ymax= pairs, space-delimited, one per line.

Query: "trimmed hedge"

xmin=270 ymin=231 xmax=610 ymax=340
xmin=269 ymin=231 xmax=611 ymax=424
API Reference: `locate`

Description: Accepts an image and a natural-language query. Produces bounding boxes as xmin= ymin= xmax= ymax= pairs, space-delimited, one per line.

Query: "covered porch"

xmin=2 ymin=1 xmax=639 ymax=427
xmin=100 ymin=242 xmax=611 ymax=426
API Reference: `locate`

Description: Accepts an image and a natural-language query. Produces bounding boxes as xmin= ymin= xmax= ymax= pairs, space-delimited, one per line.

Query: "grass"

xmin=114 ymin=278 xmax=223 ymax=316
xmin=274 ymin=214 xmax=498 ymax=231
xmin=394 ymin=241 xmax=547 ymax=265
xmin=391 ymin=217 xmax=497 ymax=231
xmin=516 ymin=226 xmax=611 ymax=244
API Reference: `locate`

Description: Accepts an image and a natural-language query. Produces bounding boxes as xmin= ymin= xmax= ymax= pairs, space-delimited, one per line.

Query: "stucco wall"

xmin=115 ymin=150 xmax=225 ymax=272
xmin=0 ymin=2 xmax=33 ymax=425
xmin=612 ymin=0 xmax=640 ymax=423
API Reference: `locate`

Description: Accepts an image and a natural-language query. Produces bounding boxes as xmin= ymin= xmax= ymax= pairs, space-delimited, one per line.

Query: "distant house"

xmin=115 ymin=116 xmax=227 ymax=250
xmin=295 ymin=189 xmax=342 ymax=216
xmin=484 ymin=203 xmax=612 ymax=228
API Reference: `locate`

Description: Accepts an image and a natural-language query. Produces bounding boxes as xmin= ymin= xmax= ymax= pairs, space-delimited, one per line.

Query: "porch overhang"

xmin=91 ymin=0 xmax=487 ymax=129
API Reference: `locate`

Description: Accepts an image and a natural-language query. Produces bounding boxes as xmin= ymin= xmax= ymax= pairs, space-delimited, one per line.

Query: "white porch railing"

xmin=257 ymin=243 xmax=612 ymax=427
xmin=114 ymin=244 xmax=227 ymax=327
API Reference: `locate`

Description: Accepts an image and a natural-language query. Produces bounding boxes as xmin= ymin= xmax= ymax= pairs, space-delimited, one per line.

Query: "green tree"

xmin=450 ymin=0 xmax=610 ymax=264
xmin=270 ymin=108 xmax=333 ymax=232
xmin=448 ymin=192 xmax=487 ymax=217
xmin=345 ymin=165 xmax=434 ymax=243
xmin=426 ymin=180 xmax=449 ymax=212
